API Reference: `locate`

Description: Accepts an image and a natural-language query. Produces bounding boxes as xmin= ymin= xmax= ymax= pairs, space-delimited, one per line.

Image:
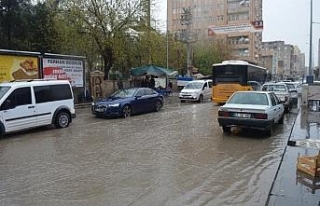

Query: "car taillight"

xmin=218 ymin=111 xmax=229 ymax=117
xmin=253 ymin=113 xmax=268 ymax=119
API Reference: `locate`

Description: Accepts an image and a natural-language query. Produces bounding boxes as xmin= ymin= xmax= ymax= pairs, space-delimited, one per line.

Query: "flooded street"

xmin=0 ymin=97 xmax=297 ymax=206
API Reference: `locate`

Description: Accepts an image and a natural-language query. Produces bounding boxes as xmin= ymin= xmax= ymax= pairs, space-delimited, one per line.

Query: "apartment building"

xmin=261 ymin=41 xmax=305 ymax=80
xmin=261 ymin=41 xmax=285 ymax=80
xmin=318 ymin=38 xmax=320 ymax=68
xmin=167 ymin=0 xmax=263 ymax=64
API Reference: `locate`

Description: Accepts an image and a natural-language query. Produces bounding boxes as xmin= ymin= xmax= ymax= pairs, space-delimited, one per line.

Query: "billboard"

xmin=42 ymin=58 xmax=84 ymax=87
xmin=208 ymin=20 xmax=263 ymax=36
xmin=0 ymin=55 xmax=39 ymax=81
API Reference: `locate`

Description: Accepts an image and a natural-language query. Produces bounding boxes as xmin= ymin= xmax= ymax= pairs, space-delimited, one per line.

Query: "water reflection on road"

xmin=0 ymin=98 xmax=297 ymax=206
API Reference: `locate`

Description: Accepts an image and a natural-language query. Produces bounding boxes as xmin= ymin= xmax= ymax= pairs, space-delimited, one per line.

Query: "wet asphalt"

xmin=0 ymin=96 xmax=298 ymax=206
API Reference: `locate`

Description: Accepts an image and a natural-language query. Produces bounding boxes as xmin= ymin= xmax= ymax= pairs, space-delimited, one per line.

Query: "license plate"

xmin=95 ymin=108 xmax=105 ymax=112
xmin=234 ymin=113 xmax=251 ymax=118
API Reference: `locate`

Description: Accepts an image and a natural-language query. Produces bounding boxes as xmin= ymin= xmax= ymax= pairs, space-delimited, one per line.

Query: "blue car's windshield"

xmin=111 ymin=88 xmax=136 ymax=98
xmin=185 ymin=82 xmax=203 ymax=89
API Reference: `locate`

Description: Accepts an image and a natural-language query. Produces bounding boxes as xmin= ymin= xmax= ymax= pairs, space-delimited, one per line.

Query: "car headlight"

xmin=192 ymin=93 xmax=197 ymax=98
xmin=92 ymin=102 xmax=95 ymax=106
xmin=108 ymin=103 xmax=120 ymax=107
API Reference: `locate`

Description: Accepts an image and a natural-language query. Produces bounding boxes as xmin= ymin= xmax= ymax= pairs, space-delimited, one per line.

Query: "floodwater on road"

xmin=0 ymin=98 xmax=297 ymax=206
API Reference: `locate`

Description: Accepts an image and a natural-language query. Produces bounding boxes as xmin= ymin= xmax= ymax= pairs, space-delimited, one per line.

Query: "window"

xmin=34 ymin=84 xmax=72 ymax=103
xmin=16 ymin=87 xmax=32 ymax=106
xmin=270 ymin=93 xmax=276 ymax=106
xmin=2 ymin=87 xmax=32 ymax=109
xmin=135 ymin=89 xmax=145 ymax=97
xmin=144 ymin=88 xmax=153 ymax=95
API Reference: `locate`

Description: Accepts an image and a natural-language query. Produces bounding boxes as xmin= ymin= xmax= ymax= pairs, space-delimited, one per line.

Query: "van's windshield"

xmin=184 ymin=82 xmax=203 ymax=89
xmin=0 ymin=86 xmax=10 ymax=99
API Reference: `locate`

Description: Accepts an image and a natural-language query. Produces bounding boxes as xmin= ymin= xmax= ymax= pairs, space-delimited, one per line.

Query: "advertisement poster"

xmin=42 ymin=58 xmax=84 ymax=87
xmin=0 ymin=55 xmax=39 ymax=81
xmin=208 ymin=21 xmax=263 ymax=36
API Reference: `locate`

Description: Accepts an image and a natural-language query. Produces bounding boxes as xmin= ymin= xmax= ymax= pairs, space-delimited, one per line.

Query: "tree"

xmin=193 ymin=41 xmax=233 ymax=75
xmin=55 ymin=0 xmax=146 ymax=80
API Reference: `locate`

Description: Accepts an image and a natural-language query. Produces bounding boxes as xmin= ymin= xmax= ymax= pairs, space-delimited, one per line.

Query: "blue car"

xmin=92 ymin=87 xmax=164 ymax=118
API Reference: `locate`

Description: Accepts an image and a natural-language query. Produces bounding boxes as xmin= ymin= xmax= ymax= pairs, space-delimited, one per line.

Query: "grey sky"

xmin=155 ymin=0 xmax=320 ymax=67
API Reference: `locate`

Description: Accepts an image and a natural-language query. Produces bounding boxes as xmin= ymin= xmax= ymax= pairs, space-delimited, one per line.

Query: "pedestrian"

xmin=168 ymin=81 xmax=173 ymax=90
xmin=150 ymin=76 xmax=155 ymax=89
xmin=145 ymin=75 xmax=150 ymax=87
xmin=117 ymin=78 xmax=123 ymax=89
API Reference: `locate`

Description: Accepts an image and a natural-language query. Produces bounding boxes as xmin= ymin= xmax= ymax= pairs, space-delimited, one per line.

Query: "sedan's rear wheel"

xmin=122 ymin=105 xmax=132 ymax=118
xmin=266 ymin=126 xmax=273 ymax=136
xmin=222 ymin=126 xmax=231 ymax=133
xmin=278 ymin=113 xmax=284 ymax=124
xmin=154 ymin=100 xmax=162 ymax=112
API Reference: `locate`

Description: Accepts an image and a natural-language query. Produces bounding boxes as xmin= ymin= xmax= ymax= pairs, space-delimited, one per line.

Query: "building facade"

xmin=261 ymin=41 xmax=285 ymax=80
xmin=318 ymin=38 xmax=320 ymax=68
xmin=167 ymin=0 xmax=263 ymax=64
xmin=261 ymin=41 xmax=305 ymax=81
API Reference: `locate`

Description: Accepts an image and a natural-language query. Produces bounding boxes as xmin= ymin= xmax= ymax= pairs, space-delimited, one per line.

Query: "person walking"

xmin=150 ymin=76 xmax=155 ymax=89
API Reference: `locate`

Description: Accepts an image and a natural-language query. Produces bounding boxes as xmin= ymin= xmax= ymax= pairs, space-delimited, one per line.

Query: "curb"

xmin=75 ymin=102 xmax=92 ymax=109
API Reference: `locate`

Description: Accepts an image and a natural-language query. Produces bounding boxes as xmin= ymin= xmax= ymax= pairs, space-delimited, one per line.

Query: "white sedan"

xmin=217 ymin=91 xmax=285 ymax=136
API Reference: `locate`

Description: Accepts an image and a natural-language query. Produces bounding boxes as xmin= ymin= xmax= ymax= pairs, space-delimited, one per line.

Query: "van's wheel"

xmin=198 ymin=95 xmax=203 ymax=103
xmin=180 ymin=100 xmax=185 ymax=103
xmin=55 ymin=112 xmax=70 ymax=128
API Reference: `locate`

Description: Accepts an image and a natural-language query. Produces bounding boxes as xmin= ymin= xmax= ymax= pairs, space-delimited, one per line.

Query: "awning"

xmin=130 ymin=64 xmax=178 ymax=77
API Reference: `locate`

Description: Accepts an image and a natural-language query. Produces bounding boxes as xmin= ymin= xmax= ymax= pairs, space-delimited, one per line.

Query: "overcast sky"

xmin=155 ymin=0 xmax=320 ymax=67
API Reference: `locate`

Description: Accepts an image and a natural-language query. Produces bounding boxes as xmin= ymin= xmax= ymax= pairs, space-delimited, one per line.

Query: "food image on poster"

xmin=12 ymin=58 xmax=38 ymax=79
xmin=0 ymin=55 xmax=39 ymax=81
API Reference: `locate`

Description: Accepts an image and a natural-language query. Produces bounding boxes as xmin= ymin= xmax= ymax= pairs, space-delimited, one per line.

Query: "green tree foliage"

xmin=193 ymin=41 xmax=233 ymax=75
xmin=55 ymin=0 xmax=145 ymax=80
xmin=0 ymin=0 xmax=59 ymax=52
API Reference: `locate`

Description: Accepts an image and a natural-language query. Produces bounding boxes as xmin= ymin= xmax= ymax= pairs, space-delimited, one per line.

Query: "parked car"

xmin=292 ymin=81 xmax=303 ymax=96
xmin=217 ymin=91 xmax=284 ymax=136
xmin=179 ymin=79 xmax=212 ymax=103
xmin=92 ymin=87 xmax=163 ymax=118
xmin=0 ymin=79 xmax=76 ymax=137
xmin=248 ymin=81 xmax=262 ymax=91
xmin=279 ymin=82 xmax=298 ymax=106
xmin=261 ymin=82 xmax=292 ymax=112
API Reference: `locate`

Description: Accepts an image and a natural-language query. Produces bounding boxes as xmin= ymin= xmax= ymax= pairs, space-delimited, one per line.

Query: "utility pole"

xmin=147 ymin=0 xmax=152 ymax=64
xmin=180 ymin=7 xmax=193 ymax=76
xmin=308 ymin=0 xmax=313 ymax=77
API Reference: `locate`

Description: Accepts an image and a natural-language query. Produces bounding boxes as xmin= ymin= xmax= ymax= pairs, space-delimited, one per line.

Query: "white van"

xmin=0 ymin=79 xmax=76 ymax=137
xmin=179 ymin=79 xmax=213 ymax=103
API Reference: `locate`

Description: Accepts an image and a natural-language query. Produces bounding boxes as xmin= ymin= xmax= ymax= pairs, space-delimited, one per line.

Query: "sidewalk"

xmin=266 ymin=108 xmax=320 ymax=206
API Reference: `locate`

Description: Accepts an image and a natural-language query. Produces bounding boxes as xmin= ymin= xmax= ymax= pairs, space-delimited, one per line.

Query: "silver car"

xmin=261 ymin=82 xmax=292 ymax=112
xmin=217 ymin=91 xmax=284 ymax=136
